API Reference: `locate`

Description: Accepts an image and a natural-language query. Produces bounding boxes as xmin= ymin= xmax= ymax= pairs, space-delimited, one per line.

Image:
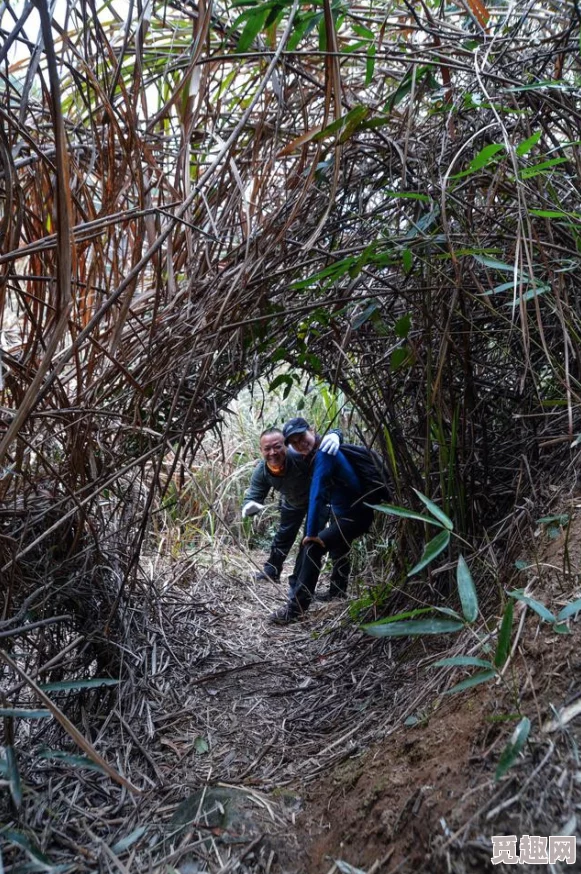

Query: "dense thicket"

xmin=1 ymin=0 xmax=581 ymax=644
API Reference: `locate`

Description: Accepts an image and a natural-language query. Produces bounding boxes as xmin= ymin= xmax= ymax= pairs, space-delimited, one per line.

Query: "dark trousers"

xmin=287 ymin=506 xmax=374 ymax=613
xmin=264 ymin=504 xmax=305 ymax=578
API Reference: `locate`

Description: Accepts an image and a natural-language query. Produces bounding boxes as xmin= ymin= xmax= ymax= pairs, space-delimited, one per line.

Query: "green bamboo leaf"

xmin=444 ymin=670 xmax=496 ymax=695
xmin=313 ymin=106 xmax=370 ymax=142
xmin=236 ymin=8 xmax=267 ymax=52
xmin=39 ymin=678 xmax=119 ymax=692
xmin=506 ymin=81 xmax=572 ymax=92
xmin=413 ymin=489 xmax=453 ymax=530
xmin=386 ymin=191 xmax=432 ymax=201
xmin=495 ymin=717 xmax=531 ymax=780
xmin=368 ymin=502 xmax=443 ymax=527
xmin=363 ymin=607 xmax=434 ymax=626
xmin=481 ymin=279 xmax=534 ymax=296
xmin=194 ymin=736 xmax=209 ymax=754
xmin=111 ymin=826 xmax=148 ymax=855
xmin=473 ymin=255 xmax=518 ymax=272
xmin=556 ymin=598 xmax=581 ymax=621
xmin=38 ymin=749 xmax=106 ymax=772
xmin=353 ymin=22 xmax=374 ymax=39
xmin=287 ymin=11 xmax=322 ymax=50
xmin=536 ymin=514 xmax=569 ymax=525
xmin=516 ymin=130 xmax=541 ymax=156
xmin=508 ymin=590 xmax=556 ymax=623
xmin=365 ymin=45 xmax=375 ymax=86
xmin=1 ymin=829 xmax=54 ymax=868
xmin=290 ymin=257 xmax=356 ymax=290
xmin=503 ymin=285 xmax=551 ymax=304
xmin=352 ymin=301 xmax=380 ymax=329
xmin=337 ymin=107 xmax=371 ymax=145
xmin=529 ymin=209 xmax=570 ymax=218
xmin=434 ymin=606 xmax=462 ymax=620
xmin=0 ymin=708 xmax=52 ymax=719
xmin=335 ymin=861 xmax=368 ymax=874
xmin=407 ymin=529 xmax=451 ymax=577
xmin=457 ymin=555 xmax=478 ymax=623
xmin=520 ymin=157 xmax=568 ymax=178
xmin=268 ymin=374 xmax=293 ymax=394
xmin=6 ymin=746 xmax=22 ymax=809
xmin=451 ymin=143 xmax=505 ymax=179
xmin=361 ymin=618 xmax=464 ymax=638
xmin=431 ymin=656 xmax=493 ymax=669
xmin=494 ymin=600 xmax=514 ymax=668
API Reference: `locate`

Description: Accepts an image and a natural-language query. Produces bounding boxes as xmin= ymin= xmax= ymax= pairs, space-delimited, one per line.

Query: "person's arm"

xmin=332 ymin=449 xmax=361 ymax=494
xmin=242 ymin=462 xmax=271 ymax=508
xmin=305 ymin=452 xmax=334 ymax=537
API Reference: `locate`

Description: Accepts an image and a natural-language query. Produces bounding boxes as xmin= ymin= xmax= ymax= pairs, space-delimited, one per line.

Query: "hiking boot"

xmin=254 ymin=570 xmax=279 ymax=582
xmin=315 ymin=589 xmax=347 ymax=602
xmin=268 ymin=604 xmax=303 ymax=625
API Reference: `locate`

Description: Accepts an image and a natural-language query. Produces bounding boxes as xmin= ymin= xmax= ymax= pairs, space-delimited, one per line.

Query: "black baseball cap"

xmin=282 ymin=417 xmax=310 ymax=444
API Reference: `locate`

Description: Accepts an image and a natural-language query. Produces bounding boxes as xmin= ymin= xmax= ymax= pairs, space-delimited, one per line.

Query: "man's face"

xmin=260 ymin=433 xmax=286 ymax=467
xmin=288 ymin=429 xmax=316 ymax=456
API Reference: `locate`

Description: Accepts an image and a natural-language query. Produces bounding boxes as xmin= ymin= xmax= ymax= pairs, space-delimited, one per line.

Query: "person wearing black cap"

xmin=242 ymin=422 xmax=340 ymax=582
xmin=269 ymin=418 xmax=374 ymax=624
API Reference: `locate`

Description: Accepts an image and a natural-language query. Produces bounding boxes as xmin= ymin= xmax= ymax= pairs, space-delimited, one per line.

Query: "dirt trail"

xmin=146 ymin=514 xmax=581 ymax=874
xmin=145 ymin=559 xmax=406 ymax=872
xmin=7 ymin=519 xmax=580 ymax=873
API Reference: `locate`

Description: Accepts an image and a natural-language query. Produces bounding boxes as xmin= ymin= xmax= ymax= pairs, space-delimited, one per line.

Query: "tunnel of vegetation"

xmin=1 ymin=0 xmax=581 ymax=866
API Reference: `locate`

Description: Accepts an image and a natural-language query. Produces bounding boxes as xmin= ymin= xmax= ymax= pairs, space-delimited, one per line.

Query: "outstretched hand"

xmin=242 ymin=501 xmax=265 ymax=518
xmin=319 ymin=432 xmax=340 ymax=455
xmin=302 ymin=535 xmax=325 ymax=548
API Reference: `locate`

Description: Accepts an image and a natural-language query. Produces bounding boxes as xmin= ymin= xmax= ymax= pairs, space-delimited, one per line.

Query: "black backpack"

xmin=341 ymin=443 xmax=391 ymax=505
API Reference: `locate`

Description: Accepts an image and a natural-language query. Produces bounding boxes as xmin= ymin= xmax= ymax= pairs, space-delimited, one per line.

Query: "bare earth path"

xmin=5 ymin=521 xmax=581 ymax=873
xmin=125 ymin=518 xmax=581 ymax=874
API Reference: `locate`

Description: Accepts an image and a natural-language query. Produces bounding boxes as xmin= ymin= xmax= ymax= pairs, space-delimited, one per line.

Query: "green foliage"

xmin=457 ymin=556 xmax=478 ymax=623
xmin=516 ymin=130 xmax=542 ymax=156
xmin=494 ymin=600 xmax=514 ymax=669
xmin=1 ymin=829 xmax=58 ymax=869
xmin=508 ymin=589 xmax=556 ymax=623
xmin=444 ymin=670 xmax=497 ymax=695
xmin=557 ymin=598 xmax=581 ymax=621
xmin=407 ymin=529 xmax=450 ymax=577
xmin=451 ymin=143 xmax=505 ymax=179
xmin=362 ymin=617 xmax=464 ymax=638
xmin=0 ymin=708 xmax=52 ymax=718
xmin=495 ymin=717 xmax=531 ymax=781
xmin=111 ymin=826 xmax=148 ymax=855
xmin=6 ymin=746 xmax=22 ymax=809
xmin=38 ymin=678 xmax=119 ymax=692
xmin=38 ymin=749 xmax=106 ymax=773
xmin=413 ymin=489 xmax=453 ymax=530
xmin=362 ymin=488 xmax=581 ymax=728
xmin=432 ymin=656 xmax=493 ymax=669
xmin=371 ymin=502 xmax=443 ymax=526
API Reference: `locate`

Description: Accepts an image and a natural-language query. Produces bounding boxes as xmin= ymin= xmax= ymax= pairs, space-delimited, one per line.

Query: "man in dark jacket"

xmin=242 ymin=424 xmax=340 ymax=581
xmin=269 ymin=419 xmax=374 ymax=623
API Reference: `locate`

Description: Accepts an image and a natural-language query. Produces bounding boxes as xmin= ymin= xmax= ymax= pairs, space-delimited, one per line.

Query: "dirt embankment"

xmin=298 ymin=512 xmax=581 ymax=874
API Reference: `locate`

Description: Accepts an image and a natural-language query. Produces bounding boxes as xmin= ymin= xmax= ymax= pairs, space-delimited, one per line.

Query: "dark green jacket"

xmin=243 ymin=449 xmax=312 ymax=510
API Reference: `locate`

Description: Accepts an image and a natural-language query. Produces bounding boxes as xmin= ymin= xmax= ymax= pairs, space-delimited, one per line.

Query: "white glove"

xmin=319 ymin=433 xmax=340 ymax=456
xmin=242 ymin=501 xmax=265 ymax=518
